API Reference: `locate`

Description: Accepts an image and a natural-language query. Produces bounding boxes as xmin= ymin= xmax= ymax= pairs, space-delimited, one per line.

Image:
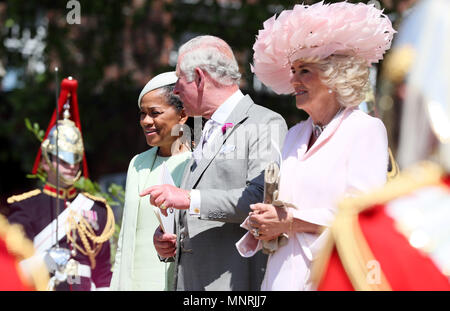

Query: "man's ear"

xmin=179 ymin=109 xmax=189 ymax=125
xmin=194 ymin=67 xmax=205 ymax=91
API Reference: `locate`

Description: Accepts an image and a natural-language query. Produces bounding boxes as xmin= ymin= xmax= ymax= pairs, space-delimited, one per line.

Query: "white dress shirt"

xmin=189 ymin=90 xmax=245 ymax=215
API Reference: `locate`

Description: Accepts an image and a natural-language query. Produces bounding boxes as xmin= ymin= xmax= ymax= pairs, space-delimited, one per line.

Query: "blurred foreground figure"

xmin=313 ymin=0 xmax=450 ymax=290
xmin=0 ymin=214 xmax=49 ymax=290
xmin=7 ymin=77 xmax=115 ymax=291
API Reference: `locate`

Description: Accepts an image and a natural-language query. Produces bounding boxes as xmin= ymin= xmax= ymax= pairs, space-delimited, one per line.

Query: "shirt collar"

xmin=210 ymin=90 xmax=244 ymax=124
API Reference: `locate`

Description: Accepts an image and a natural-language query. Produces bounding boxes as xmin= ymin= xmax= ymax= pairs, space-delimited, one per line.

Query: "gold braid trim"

xmin=0 ymin=214 xmax=49 ymax=291
xmin=387 ymin=148 xmax=400 ymax=182
xmin=312 ymin=161 xmax=443 ymax=290
xmin=65 ymin=192 xmax=115 ymax=269
xmin=309 ymin=227 xmax=336 ymax=288
xmin=333 ymin=203 xmax=392 ymax=290
xmin=78 ymin=194 xmax=115 ymax=244
xmin=7 ymin=189 xmax=41 ymax=204
xmin=66 ymin=213 xmax=101 ymax=269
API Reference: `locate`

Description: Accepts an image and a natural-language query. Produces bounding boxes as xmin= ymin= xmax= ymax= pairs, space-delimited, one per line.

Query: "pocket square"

xmin=219 ymin=144 xmax=236 ymax=154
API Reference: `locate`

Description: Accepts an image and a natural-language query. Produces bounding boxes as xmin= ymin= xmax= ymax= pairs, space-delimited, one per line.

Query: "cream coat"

xmin=237 ymin=107 xmax=389 ymax=290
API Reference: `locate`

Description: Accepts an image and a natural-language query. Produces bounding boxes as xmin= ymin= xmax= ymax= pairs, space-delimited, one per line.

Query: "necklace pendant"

xmin=312 ymin=124 xmax=323 ymax=138
xmin=312 ymin=106 xmax=344 ymax=138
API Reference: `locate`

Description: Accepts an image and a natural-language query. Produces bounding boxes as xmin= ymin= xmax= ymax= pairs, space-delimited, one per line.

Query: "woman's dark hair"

xmin=160 ymin=84 xmax=194 ymax=149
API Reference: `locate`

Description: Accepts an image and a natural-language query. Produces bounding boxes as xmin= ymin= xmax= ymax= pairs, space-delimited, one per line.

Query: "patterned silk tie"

xmin=193 ymin=119 xmax=217 ymax=162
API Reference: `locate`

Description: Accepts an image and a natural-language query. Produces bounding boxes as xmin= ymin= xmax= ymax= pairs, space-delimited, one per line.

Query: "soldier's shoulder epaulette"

xmin=311 ymin=161 xmax=444 ymax=291
xmin=0 ymin=214 xmax=34 ymax=259
xmin=81 ymin=192 xmax=108 ymax=206
xmin=0 ymin=214 xmax=49 ymax=290
xmin=7 ymin=189 xmax=42 ymax=204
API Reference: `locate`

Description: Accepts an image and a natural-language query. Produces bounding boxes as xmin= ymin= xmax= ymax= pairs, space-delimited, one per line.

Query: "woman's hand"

xmin=248 ymin=203 xmax=293 ymax=241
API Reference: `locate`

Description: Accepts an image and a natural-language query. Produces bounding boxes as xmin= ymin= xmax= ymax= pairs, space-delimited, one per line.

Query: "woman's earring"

xmin=328 ymin=89 xmax=333 ymax=94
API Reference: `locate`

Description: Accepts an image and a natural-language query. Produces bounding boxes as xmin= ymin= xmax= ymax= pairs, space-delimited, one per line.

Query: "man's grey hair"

xmin=160 ymin=85 xmax=184 ymax=112
xmin=178 ymin=35 xmax=241 ymax=86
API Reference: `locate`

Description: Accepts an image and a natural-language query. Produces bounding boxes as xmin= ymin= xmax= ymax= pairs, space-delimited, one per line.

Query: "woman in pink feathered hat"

xmin=236 ymin=1 xmax=396 ymax=290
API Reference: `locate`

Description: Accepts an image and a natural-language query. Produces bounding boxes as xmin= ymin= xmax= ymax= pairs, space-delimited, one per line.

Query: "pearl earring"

xmin=328 ymin=89 xmax=333 ymax=94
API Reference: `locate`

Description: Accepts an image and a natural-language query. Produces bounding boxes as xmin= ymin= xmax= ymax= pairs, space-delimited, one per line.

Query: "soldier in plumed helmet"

xmin=7 ymin=77 xmax=115 ymax=291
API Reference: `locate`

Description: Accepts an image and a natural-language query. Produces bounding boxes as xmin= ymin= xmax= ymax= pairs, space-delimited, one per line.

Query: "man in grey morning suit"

xmin=141 ymin=35 xmax=288 ymax=290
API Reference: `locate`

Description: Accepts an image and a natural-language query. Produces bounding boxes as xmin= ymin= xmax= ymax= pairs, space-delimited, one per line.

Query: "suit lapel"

xmin=283 ymin=118 xmax=312 ymax=160
xmin=186 ymin=96 xmax=252 ymax=189
xmin=180 ymin=157 xmax=195 ymax=189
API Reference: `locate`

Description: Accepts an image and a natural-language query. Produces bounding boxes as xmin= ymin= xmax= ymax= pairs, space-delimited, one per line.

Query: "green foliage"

xmin=25 ymin=167 xmax=47 ymax=184
xmin=108 ymin=183 xmax=125 ymax=207
xmin=24 ymin=118 xmax=45 ymax=142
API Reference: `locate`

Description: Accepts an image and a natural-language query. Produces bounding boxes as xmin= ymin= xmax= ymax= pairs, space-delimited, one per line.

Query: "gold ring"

xmin=252 ymin=228 xmax=260 ymax=237
xmin=160 ymin=204 xmax=167 ymax=210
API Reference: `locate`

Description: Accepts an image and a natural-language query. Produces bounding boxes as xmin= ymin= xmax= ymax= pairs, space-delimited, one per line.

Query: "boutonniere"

xmin=221 ymin=123 xmax=233 ymax=134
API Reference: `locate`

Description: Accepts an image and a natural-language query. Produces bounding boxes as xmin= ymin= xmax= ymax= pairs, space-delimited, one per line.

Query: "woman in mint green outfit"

xmin=110 ymin=72 xmax=191 ymax=290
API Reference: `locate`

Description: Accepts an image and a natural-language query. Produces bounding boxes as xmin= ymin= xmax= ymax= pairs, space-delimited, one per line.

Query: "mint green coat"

xmin=110 ymin=147 xmax=191 ymax=290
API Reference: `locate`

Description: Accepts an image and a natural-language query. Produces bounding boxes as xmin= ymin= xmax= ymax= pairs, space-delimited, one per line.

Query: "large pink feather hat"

xmin=252 ymin=1 xmax=396 ymax=95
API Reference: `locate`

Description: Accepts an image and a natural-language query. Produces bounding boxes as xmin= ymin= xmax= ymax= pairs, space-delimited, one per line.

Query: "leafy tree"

xmin=1 ymin=0 xmax=401 ymax=212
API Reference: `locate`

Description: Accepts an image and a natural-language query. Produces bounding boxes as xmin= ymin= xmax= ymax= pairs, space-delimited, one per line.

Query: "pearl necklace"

xmin=311 ymin=107 xmax=344 ymax=138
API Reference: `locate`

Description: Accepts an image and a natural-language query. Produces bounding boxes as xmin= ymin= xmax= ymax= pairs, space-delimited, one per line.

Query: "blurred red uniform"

xmin=0 ymin=214 xmax=49 ymax=291
xmin=312 ymin=162 xmax=450 ymax=291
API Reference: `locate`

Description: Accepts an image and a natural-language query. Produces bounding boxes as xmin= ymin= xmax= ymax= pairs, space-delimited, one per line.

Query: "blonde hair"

xmin=304 ymin=55 xmax=370 ymax=107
